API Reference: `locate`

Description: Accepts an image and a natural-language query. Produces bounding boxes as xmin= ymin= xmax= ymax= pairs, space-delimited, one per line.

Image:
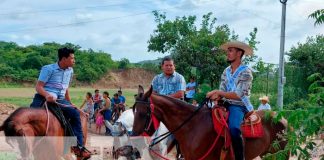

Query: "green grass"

xmin=0 ymin=87 xmax=137 ymax=108
xmin=0 ymin=152 xmax=16 ymax=160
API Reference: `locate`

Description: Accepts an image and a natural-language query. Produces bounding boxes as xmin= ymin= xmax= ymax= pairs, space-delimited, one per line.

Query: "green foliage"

xmin=269 ymin=106 xmax=324 ymax=160
xmin=0 ymin=41 xmax=117 ymax=83
xmin=118 ymin=58 xmax=130 ymax=69
xmin=288 ymin=35 xmax=324 ymax=77
xmin=134 ymin=62 xmax=160 ymax=74
xmin=193 ymin=84 xmax=212 ymax=103
xmin=284 ymin=99 xmax=312 ymax=110
xmin=148 ymin=11 xmax=259 ymax=88
xmin=309 ymin=9 xmax=324 ymax=26
xmin=307 ymin=73 xmax=324 ymax=105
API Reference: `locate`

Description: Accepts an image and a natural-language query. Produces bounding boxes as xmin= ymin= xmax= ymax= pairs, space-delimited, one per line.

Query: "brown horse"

xmin=132 ymin=86 xmax=288 ymax=160
xmin=0 ymin=106 xmax=88 ymax=160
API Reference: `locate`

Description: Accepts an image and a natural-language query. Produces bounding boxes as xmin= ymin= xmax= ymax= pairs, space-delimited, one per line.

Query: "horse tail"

xmin=0 ymin=124 xmax=3 ymax=131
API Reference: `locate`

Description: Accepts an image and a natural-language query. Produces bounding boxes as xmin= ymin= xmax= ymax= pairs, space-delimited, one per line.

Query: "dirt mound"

xmin=94 ymin=68 xmax=156 ymax=89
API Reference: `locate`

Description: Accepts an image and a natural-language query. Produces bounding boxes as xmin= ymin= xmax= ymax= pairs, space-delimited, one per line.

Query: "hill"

xmin=92 ymin=68 xmax=156 ymax=89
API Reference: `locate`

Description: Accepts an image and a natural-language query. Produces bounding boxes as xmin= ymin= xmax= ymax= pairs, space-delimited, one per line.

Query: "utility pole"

xmin=278 ymin=0 xmax=287 ymax=110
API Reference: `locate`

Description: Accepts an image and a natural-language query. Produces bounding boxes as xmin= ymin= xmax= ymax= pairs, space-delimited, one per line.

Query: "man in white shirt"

xmin=258 ymin=96 xmax=271 ymax=110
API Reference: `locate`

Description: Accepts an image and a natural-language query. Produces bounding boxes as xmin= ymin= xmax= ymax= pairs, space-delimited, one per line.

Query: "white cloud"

xmin=0 ymin=0 xmax=323 ymax=64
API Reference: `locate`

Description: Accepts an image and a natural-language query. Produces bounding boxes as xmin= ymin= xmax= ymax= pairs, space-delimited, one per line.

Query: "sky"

xmin=0 ymin=0 xmax=323 ymax=64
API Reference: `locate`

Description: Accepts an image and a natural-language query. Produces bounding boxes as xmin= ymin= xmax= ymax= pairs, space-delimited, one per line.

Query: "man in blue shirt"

xmin=151 ymin=56 xmax=186 ymax=159
xmin=111 ymin=93 xmax=121 ymax=122
xmin=30 ymin=47 xmax=91 ymax=159
xmin=118 ymin=90 xmax=126 ymax=112
xmin=185 ymin=76 xmax=197 ymax=102
xmin=152 ymin=57 xmax=186 ymax=99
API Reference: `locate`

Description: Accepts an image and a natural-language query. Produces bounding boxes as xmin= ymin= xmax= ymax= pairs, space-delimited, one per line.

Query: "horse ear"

xmin=138 ymin=85 xmax=144 ymax=95
xmin=143 ymin=85 xmax=153 ymax=100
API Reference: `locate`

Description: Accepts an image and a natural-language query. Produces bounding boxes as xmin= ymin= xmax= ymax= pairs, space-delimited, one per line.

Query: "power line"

xmin=0 ymin=0 xmax=155 ymax=16
xmin=223 ymin=1 xmax=281 ymax=27
xmin=0 ymin=8 xmax=174 ymax=34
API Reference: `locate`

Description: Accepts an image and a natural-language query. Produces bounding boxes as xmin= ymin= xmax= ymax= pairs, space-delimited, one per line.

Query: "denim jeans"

xmin=228 ymin=104 xmax=248 ymax=160
xmin=30 ymin=94 xmax=83 ymax=145
xmin=228 ymin=104 xmax=248 ymax=139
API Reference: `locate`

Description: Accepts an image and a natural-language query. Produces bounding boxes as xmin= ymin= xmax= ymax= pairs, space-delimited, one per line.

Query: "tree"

xmin=287 ymin=35 xmax=324 ymax=77
xmin=118 ymin=58 xmax=130 ymax=69
xmin=148 ymin=11 xmax=259 ymax=87
xmin=309 ymin=9 xmax=324 ymax=26
xmin=0 ymin=41 xmax=117 ymax=83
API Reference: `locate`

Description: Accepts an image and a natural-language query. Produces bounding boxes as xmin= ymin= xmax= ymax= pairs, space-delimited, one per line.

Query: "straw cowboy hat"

xmin=220 ymin=41 xmax=253 ymax=56
xmin=259 ymin=96 xmax=269 ymax=102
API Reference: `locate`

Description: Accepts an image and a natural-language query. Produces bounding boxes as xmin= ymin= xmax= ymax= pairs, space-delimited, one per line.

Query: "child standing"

xmin=80 ymin=92 xmax=94 ymax=127
xmin=96 ymin=111 xmax=104 ymax=134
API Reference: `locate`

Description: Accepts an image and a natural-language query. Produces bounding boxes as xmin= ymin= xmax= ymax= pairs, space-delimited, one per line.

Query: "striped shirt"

xmin=152 ymin=72 xmax=186 ymax=96
xmin=219 ymin=65 xmax=253 ymax=107
xmin=38 ymin=63 xmax=73 ymax=98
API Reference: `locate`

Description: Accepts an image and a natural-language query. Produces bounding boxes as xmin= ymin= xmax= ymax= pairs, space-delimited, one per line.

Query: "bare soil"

xmin=91 ymin=68 xmax=156 ymax=89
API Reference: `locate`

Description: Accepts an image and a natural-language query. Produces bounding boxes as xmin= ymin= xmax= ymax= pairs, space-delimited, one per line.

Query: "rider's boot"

xmin=232 ymin=136 xmax=245 ymax=160
xmin=71 ymin=146 xmax=91 ymax=159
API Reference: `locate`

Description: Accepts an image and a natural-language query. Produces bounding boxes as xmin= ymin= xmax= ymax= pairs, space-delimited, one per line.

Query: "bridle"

xmin=132 ymin=99 xmax=152 ymax=133
xmin=133 ymin=97 xmax=210 ymax=148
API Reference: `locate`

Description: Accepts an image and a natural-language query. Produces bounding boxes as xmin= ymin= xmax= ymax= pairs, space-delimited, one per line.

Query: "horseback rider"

xmin=207 ymin=41 xmax=254 ymax=160
xmin=30 ymin=47 xmax=91 ymax=159
xmin=151 ymin=56 xmax=186 ymax=159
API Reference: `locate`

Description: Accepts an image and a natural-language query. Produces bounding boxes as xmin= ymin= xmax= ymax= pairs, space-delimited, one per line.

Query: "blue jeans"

xmin=103 ymin=109 xmax=112 ymax=133
xmin=228 ymin=104 xmax=248 ymax=160
xmin=228 ymin=104 xmax=248 ymax=139
xmin=30 ymin=94 xmax=83 ymax=145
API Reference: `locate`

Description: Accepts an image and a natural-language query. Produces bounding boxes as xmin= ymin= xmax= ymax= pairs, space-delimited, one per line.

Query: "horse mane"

xmin=157 ymin=94 xmax=198 ymax=112
xmin=0 ymin=107 xmax=40 ymax=136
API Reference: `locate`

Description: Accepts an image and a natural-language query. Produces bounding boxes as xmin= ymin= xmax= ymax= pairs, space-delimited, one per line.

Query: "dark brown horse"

xmin=0 ymin=106 xmax=88 ymax=160
xmin=132 ymin=86 xmax=288 ymax=160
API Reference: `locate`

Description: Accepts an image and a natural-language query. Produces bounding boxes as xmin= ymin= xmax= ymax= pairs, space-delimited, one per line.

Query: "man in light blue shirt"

xmin=151 ymin=56 xmax=186 ymax=159
xmin=152 ymin=57 xmax=186 ymax=99
xmin=30 ymin=47 xmax=91 ymax=159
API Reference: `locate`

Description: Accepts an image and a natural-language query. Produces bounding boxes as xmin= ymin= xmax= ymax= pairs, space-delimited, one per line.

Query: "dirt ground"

xmin=92 ymin=68 xmax=155 ymax=89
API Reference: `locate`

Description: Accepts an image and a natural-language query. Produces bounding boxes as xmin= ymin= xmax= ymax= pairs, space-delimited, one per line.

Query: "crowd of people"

xmin=80 ymin=89 xmax=127 ymax=135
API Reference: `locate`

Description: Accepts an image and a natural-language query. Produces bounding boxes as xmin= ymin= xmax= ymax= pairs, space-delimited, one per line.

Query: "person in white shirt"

xmin=258 ymin=96 xmax=271 ymax=110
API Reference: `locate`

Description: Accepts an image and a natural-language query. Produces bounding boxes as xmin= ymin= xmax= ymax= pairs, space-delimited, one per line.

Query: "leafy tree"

xmin=287 ymin=35 xmax=324 ymax=77
xmin=309 ymin=9 xmax=324 ymax=26
xmin=0 ymin=41 xmax=117 ymax=83
xmin=118 ymin=58 xmax=130 ymax=69
xmin=307 ymin=73 xmax=324 ymax=105
xmin=148 ymin=11 xmax=259 ymax=87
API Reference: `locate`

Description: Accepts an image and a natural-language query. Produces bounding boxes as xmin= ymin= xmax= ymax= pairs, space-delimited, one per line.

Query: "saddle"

xmin=44 ymin=102 xmax=75 ymax=137
xmin=211 ymin=105 xmax=264 ymax=159
xmin=212 ymin=106 xmax=264 ymax=139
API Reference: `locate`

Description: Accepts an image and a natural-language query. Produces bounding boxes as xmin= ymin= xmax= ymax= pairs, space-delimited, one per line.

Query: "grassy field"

xmin=0 ymin=87 xmax=138 ymax=108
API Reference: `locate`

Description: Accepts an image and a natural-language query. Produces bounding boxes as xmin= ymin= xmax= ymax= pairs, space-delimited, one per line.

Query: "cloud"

xmin=0 ymin=0 xmax=323 ymax=64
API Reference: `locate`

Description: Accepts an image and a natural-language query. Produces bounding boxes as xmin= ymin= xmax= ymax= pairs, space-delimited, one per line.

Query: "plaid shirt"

xmin=219 ymin=65 xmax=253 ymax=107
xmin=152 ymin=72 xmax=186 ymax=96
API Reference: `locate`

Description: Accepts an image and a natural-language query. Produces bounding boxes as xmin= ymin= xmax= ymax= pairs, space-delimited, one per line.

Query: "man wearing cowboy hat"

xmin=258 ymin=96 xmax=271 ymax=110
xmin=207 ymin=40 xmax=254 ymax=160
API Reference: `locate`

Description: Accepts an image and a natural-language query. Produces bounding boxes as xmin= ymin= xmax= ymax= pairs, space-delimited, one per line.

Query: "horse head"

xmin=132 ymin=85 xmax=153 ymax=136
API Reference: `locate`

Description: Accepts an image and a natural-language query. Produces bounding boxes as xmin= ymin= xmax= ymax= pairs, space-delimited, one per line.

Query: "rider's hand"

xmin=206 ymin=90 xmax=216 ymax=98
xmin=45 ymin=94 xmax=57 ymax=102
xmin=206 ymin=90 xmax=220 ymax=100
